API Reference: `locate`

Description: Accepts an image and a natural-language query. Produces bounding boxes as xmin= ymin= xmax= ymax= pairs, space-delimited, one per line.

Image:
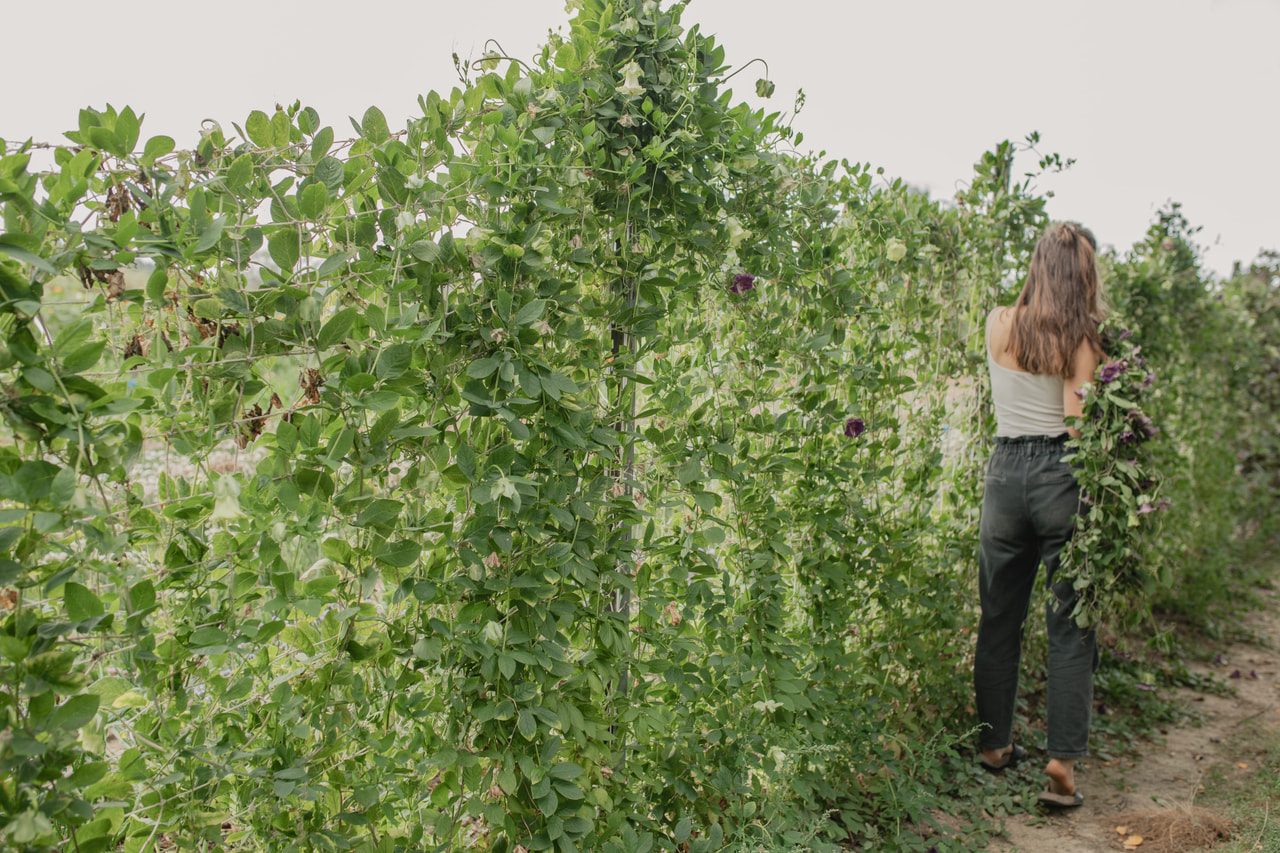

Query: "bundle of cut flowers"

xmin=1059 ymin=327 xmax=1166 ymax=628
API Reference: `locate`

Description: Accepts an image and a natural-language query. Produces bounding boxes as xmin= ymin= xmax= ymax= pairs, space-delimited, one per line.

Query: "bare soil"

xmin=983 ymin=584 xmax=1280 ymax=853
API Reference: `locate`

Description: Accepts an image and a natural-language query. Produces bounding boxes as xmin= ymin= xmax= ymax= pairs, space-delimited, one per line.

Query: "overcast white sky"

xmin=3 ymin=0 xmax=1276 ymax=277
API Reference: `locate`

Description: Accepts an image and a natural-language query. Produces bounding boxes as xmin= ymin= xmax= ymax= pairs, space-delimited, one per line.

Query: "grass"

xmin=1192 ymin=717 xmax=1280 ymax=852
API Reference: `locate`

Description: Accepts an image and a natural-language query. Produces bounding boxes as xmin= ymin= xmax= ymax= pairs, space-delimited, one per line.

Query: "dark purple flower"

xmin=1210 ymin=737 xmax=1223 ymax=743
xmin=1250 ymin=669 xmax=1258 ymax=679
xmin=1142 ymin=374 xmax=1155 ymax=388
xmin=1099 ymin=362 xmax=1124 ymax=383
xmin=1156 ymin=499 xmax=1171 ymax=511
xmin=1120 ymin=431 xmax=1138 ymax=446
xmin=1117 ymin=329 xmax=1134 ymax=341
xmin=1096 ymin=702 xmax=1109 ymax=715
xmin=1213 ymin=654 xmax=1225 ymax=664
xmin=730 ymin=273 xmax=756 ymax=294
xmin=1230 ymin=669 xmax=1242 ymax=679
xmin=844 ymin=417 xmax=865 ymax=438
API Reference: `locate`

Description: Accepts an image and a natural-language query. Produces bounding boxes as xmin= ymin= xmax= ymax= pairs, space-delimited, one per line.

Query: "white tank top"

xmin=987 ymin=313 xmax=1069 ymax=438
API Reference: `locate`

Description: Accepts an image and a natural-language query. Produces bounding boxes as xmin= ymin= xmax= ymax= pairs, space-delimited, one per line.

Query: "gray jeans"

xmin=974 ymin=434 xmax=1097 ymax=759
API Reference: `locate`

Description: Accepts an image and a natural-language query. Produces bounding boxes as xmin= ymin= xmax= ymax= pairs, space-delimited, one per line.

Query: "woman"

xmin=974 ymin=221 xmax=1103 ymax=808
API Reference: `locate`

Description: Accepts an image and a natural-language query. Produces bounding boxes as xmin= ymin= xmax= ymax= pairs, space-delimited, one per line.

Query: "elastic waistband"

xmin=993 ymin=433 xmax=1070 ymax=454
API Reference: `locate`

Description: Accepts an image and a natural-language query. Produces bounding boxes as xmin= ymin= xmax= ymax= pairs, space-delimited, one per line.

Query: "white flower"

xmin=725 ymin=216 xmax=750 ymax=248
xmin=618 ymin=61 xmax=644 ymax=98
xmin=885 ymin=238 xmax=907 ymax=262
xmin=395 ymin=210 xmax=416 ymax=232
xmin=618 ymin=113 xmax=636 ymax=128
xmin=618 ymin=16 xmax=639 ymax=35
xmin=767 ymin=746 xmax=787 ymax=772
xmin=210 ymin=475 xmax=243 ymax=521
xmin=752 ymin=699 xmax=783 ymax=714
xmin=481 ymin=620 xmax=503 ymax=643
xmin=406 ymin=174 xmax=425 ymax=190
xmin=642 ymin=0 xmax=659 ymax=16
xmin=270 ymin=521 xmax=287 ymax=542
xmin=494 ymin=476 xmax=518 ymax=501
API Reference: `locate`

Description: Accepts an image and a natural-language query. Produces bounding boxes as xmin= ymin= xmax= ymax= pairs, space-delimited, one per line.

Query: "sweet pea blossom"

xmin=210 ymin=475 xmax=244 ymax=522
xmin=845 ymin=417 xmax=865 ymax=438
xmin=1098 ymin=362 xmax=1124 ymax=383
xmin=617 ymin=61 xmax=644 ymax=97
xmin=730 ymin=273 xmax=755 ymax=294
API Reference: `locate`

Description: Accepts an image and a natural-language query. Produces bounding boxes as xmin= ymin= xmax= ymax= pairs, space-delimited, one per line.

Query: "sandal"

xmin=979 ymin=743 xmax=1027 ymax=772
xmin=1037 ymin=782 xmax=1084 ymax=808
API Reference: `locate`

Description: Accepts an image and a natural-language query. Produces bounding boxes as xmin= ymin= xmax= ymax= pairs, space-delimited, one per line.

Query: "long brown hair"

xmin=1007 ymin=222 xmax=1105 ymax=378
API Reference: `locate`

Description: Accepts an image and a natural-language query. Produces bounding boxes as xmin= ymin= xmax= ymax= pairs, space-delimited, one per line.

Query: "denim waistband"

xmin=993 ymin=433 xmax=1070 ymax=455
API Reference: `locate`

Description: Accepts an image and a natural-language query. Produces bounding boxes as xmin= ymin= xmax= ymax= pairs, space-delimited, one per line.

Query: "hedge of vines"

xmin=1 ymin=1 xmax=1277 ymax=851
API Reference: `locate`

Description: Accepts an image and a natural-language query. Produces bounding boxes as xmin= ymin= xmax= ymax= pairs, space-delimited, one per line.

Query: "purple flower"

xmin=1142 ymin=374 xmax=1155 ymax=388
xmin=1096 ymin=702 xmax=1109 ymax=715
xmin=1137 ymin=502 xmax=1155 ymax=515
xmin=1117 ymin=329 xmax=1134 ymax=341
xmin=1230 ymin=669 xmax=1242 ymax=678
xmin=1098 ymin=362 xmax=1124 ymax=383
xmin=1120 ymin=431 xmax=1138 ymax=446
xmin=1137 ymin=683 xmax=1156 ymax=692
xmin=730 ymin=273 xmax=756 ymax=294
xmin=1213 ymin=654 xmax=1225 ymax=664
xmin=844 ymin=417 xmax=865 ymax=438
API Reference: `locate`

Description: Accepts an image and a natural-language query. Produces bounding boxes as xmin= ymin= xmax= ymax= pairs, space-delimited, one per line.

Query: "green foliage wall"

xmin=0 ymin=1 xmax=1276 ymax=851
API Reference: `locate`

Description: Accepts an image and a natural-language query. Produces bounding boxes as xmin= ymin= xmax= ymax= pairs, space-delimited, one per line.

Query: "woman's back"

xmin=986 ymin=307 xmax=1069 ymax=438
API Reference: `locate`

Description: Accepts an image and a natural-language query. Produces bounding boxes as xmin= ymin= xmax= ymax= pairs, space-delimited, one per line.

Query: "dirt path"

xmin=985 ymin=583 xmax=1279 ymax=853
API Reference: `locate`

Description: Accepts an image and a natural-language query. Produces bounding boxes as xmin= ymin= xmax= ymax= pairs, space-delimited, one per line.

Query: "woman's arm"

xmin=1064 ymin=341 xmax=1101 ymax=437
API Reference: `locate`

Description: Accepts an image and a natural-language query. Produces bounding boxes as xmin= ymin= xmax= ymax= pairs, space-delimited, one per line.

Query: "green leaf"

xmin=312 ymin=125 xmax=334 ymax=160
xmin=66 ymin=582 xmax=105 ymax=621
xmin=116 ymin=106 xmax=141 ymax=153
xmin=517 ymin=709 xmax=537 ymax=740
xmin=87 ymin=676 xmax=131 ymax=706
xmin=143 ymin=134 xmax=175 ymax=163
xmin=315 ymin=156 xmax=344 ymax=190
xmin=467 ymin=355 xmax=502 ymax=379
xmin=193 ymin=216 xmax=225 ymax=254
xmin=226 ymin=154 xmax=254 ymax=189
xmin=410 ymin=240 xmax=441 ymax=264
xmin=270 ymin=108 xmax=291 ymax=147
xmin=0 ymin=237 xmax=57 ymax=276
xmin=47 ymin=693 xmax=100 ymax=731
xmin=514 ymin=299 xmax=547 ymax=327
xmin=246 ymin=110 xmax=272 ymax=147
xmin=361 ymin=106 xmax=390 ymax=143
xmin=316 ymin=252 xmax=350 ymax=279
xmin=539 ymin=371 xmax=577 ymax=400
xmin=299 ymin=183 xmax=329 ymax=220
xmin=268 ymin=227 xmax=301 ymax=273
xmin=61 ymin=341 xmax=106 ymax=374
xmin=318 ymin=307 xmax=357 ymax=349
xmin=356 ymin=499 xmax=403 ymax=529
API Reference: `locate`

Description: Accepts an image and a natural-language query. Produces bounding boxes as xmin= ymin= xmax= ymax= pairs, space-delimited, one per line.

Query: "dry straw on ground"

xmin=1104 ymin=808 xmax=1233 ymax=853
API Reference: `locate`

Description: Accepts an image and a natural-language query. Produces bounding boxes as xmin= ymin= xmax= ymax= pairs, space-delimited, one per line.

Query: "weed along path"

xmin=979 ymin=576 xmax=1280 ymax=853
